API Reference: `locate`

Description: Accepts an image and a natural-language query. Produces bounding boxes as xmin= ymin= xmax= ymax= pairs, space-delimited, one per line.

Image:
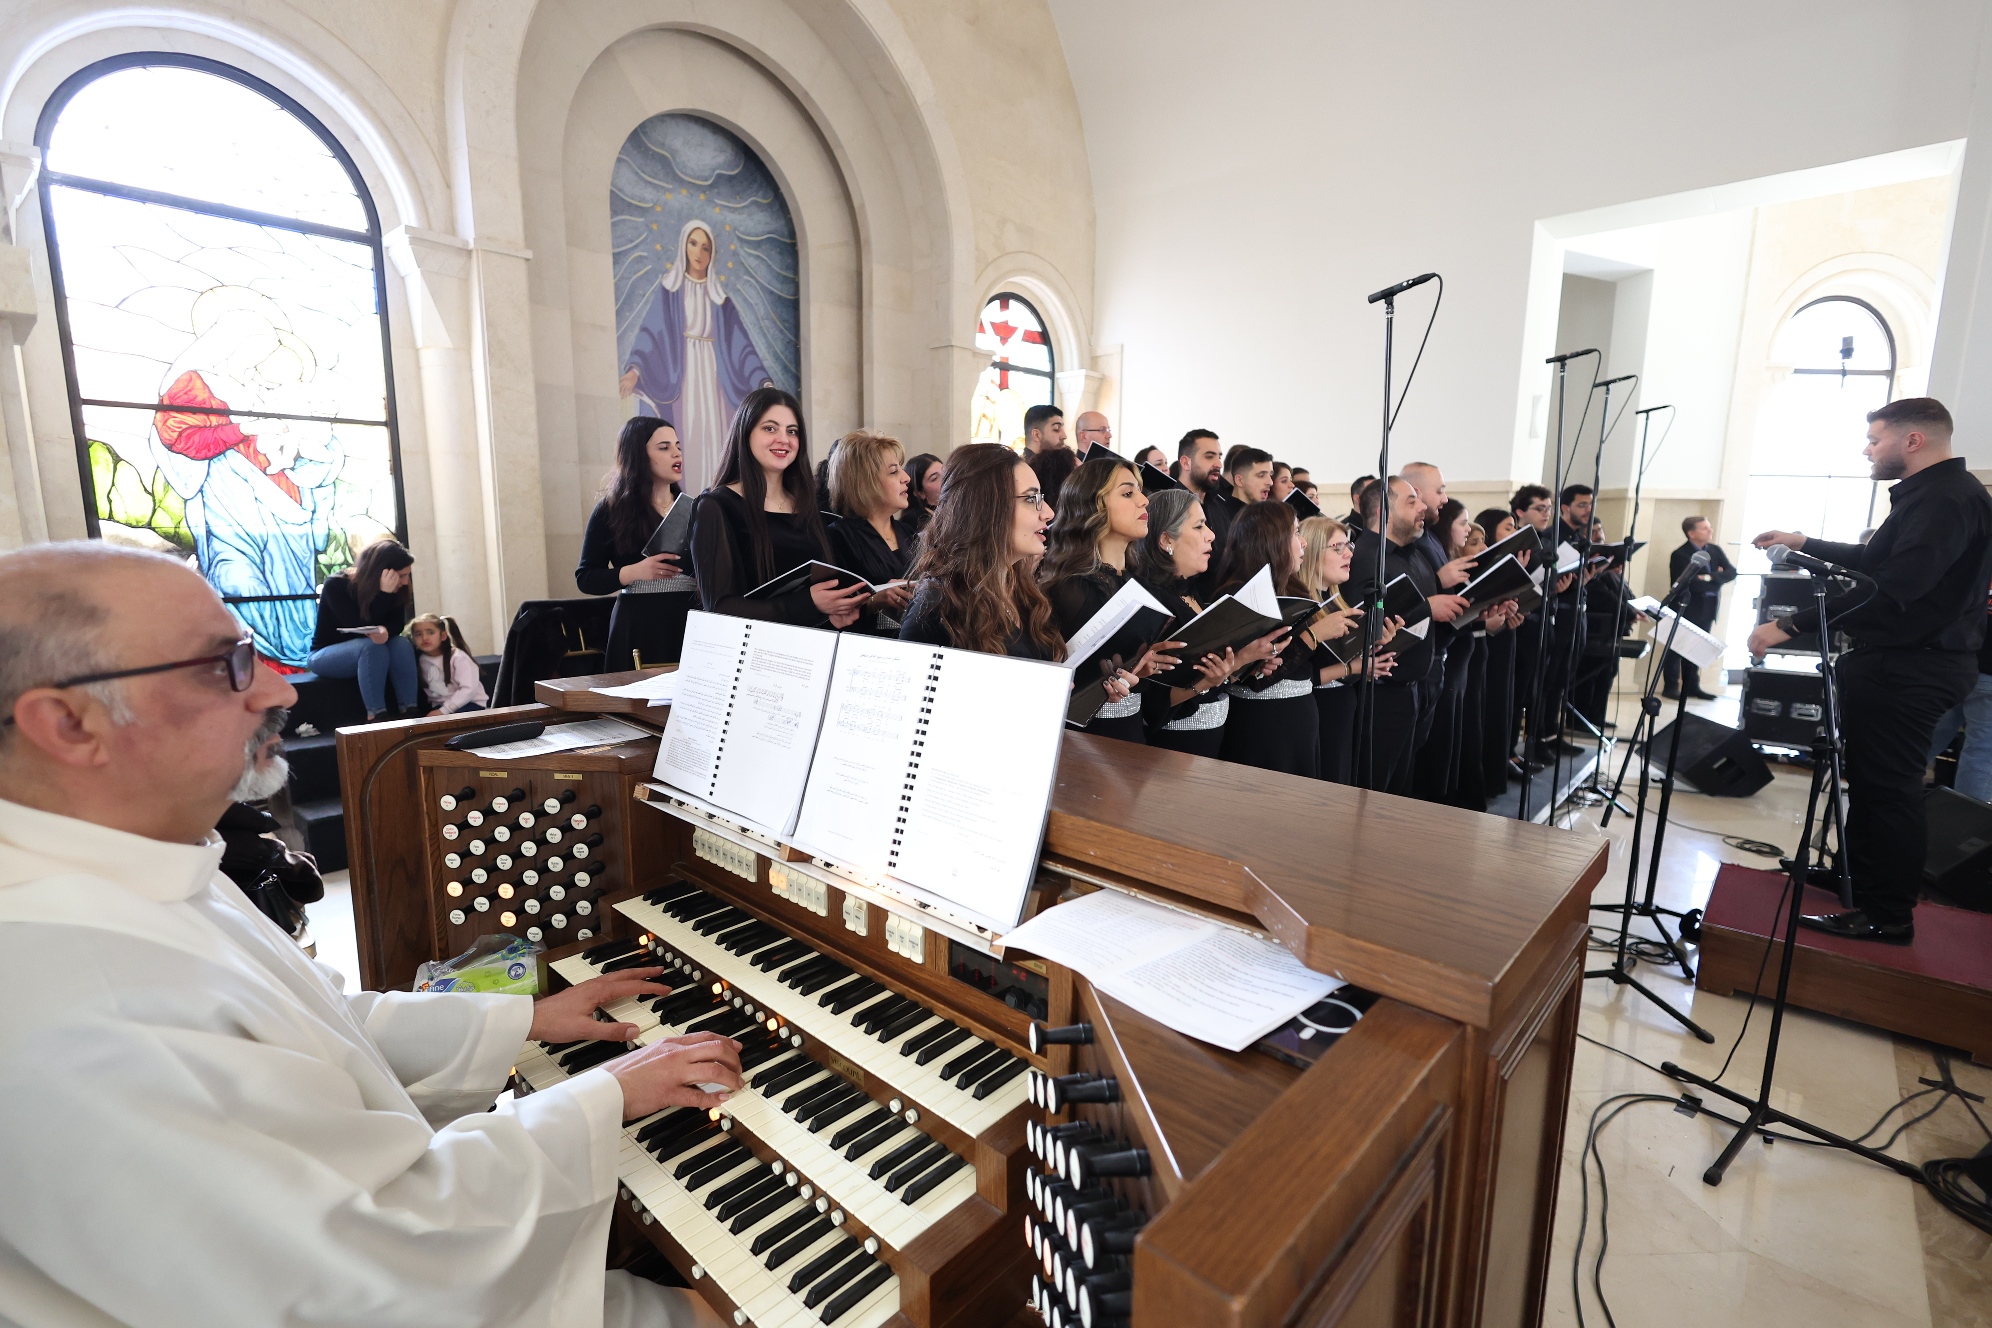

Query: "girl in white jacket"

xmin=408 ymin=613 xmax=489 ymax=715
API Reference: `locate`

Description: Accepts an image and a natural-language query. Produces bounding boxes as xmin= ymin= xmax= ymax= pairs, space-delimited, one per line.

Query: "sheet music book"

xmin=1077 ymin=443 xmax=1116 ymax=466
xmin=1481 ymin=523 xmax=1543 ymax=566
xmin=1371 ymin=574 xmax=1434 ymax=652
xmin=1063 ymin=578 xmax=1175 ymax=725
xmin=746 ymin=560 xmax=903 ymax=601
xmin=1140 ymin=462 xmax=1184 ymax=494
xmin=1284 ymin=487 xmax=1324 ymax=520
xmin=652 ymin=612 xmax=840 ymax=837
xmin=1451 ymin=555 xmax=1534 ymax=628
xmin=1630 ymin=597 xmax=1725 ymax=667
xmin=1556 ymin=542 xmax=1582 ymax=574
xmin=641 ymin=493 xmax=695 ymax=558
xmin=790 ymin=634 xmax=1070 ymax=933
xmin=1147 ymin=567 xmax=1312 ymax=688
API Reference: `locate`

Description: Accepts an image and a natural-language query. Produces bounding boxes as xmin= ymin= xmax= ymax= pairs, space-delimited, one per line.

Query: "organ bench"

xmin=339 ymin=669 xmax=1606 ymax=1328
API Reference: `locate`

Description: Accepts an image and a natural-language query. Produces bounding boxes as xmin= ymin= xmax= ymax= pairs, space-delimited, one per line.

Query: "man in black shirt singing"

xmin=1749 ymin=397 xmax=1992 ymax=943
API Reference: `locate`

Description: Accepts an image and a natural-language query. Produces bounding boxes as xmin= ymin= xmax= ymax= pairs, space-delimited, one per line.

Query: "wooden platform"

xmin=1696 ymin=863 xmax=1992 ymax=1066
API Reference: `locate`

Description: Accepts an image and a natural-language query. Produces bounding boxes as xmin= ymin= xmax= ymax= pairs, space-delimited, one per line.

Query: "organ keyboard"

xmin=343 ymin=670 xmax=1609 ymax=1327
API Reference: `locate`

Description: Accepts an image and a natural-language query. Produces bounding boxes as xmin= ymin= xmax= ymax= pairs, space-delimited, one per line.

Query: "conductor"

xmin=1749 ymin=398 xmax=1992 ymax=943
xmin=0 ymin=542 xmax=737 ymax=1325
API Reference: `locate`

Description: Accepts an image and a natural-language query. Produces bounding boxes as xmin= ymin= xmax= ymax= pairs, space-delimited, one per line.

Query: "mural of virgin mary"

xmin=619 ymin=218 xmax=775 ymax=494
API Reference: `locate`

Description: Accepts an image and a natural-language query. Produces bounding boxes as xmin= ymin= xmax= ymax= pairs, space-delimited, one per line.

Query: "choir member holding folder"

xmin=900 ymin=443 xmax=1068 ymax=662
xmin=1130 ymin=491 xmax=1265 ymax=757
xmin=689 ymin=387 xmax=870 ymax=629
xmin=1039 ymin=457 xmax=1186 ymax=744
xmin=1213 ymin=502 xmax=1328 ymax=777
xmin=1298 ymin=516 xmax=1397 ymax=785
xmin=825 ymin=428 xmax=919 ymax=635
xmin=575 ymin=415 xmax=698 ymax=667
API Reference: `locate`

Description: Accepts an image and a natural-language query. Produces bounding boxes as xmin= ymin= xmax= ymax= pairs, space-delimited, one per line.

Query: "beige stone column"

xmin=0 ymin=142 xmax=42 ymax=550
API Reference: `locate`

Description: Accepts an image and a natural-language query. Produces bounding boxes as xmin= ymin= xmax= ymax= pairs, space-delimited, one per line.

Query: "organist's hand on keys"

xmin=528 ymin=965 xmax=676 ymax=1043
xmin=606 ymin=1031 xmax=747 ymax=1120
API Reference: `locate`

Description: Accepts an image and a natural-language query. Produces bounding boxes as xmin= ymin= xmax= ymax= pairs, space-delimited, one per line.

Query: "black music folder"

xmin=1451 ymin=554 xmax=1534 ymax=628
xmin=1141 ymin=462 xmax=1185 ymax=494
xmin=745 ymin=560 xmax=903 ymax=601
xmin=1078 ymin=442 xmax=1116 ymax=466
xmin=640 ymin=492 xmax=695 ymax=558
xmin=1481 ymin=523 xmax=1544 ymax=567
xmin=1148 ymin=571 xmax=1318 ymax=689
xmin=1064 ymin=580 xmax=1176 ymax=725
xmin=1284 ymin=488 xmax=1324 ymax=520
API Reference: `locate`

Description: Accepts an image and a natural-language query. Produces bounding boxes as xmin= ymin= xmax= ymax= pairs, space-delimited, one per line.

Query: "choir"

xmin=574 ymin=391 xmax=1632 ymax=809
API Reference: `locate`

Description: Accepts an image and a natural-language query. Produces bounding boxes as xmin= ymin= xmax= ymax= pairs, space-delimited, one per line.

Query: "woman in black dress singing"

xmin=1129 ymin=490 xmax=1261 ymax=758
xmin=1038 ymin=456 xmax=1184 ymax=745
xmin=902 ymin=452 xmax=944 ymax=536
xmin=899 ymin=442 xmax=1069 ymax=664
xmin=826 ymin=429 xmax=919 ymax=636
xmin=688 ymin=387 xmax=871 ymax=628
xmin=1214 ymin=501 xmax=1341 ymax=777
xmin=1297 ymin=514 xmax=1396 ymax=784
xmin=574 ymin=415 xmax=696 ymax=665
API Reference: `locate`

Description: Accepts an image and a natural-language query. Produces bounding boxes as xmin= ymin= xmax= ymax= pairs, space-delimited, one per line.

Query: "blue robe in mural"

xmin=623 ymin=279 xmax=774 ymax=493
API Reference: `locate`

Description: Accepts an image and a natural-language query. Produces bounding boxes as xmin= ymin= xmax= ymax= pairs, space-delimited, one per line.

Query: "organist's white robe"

xmin=0 ymin=798 xmax=705 ymax=1328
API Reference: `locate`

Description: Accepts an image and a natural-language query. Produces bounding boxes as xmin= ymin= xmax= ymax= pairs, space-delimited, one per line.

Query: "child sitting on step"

xmin=407 ymin=613 xmax=488 ymax=715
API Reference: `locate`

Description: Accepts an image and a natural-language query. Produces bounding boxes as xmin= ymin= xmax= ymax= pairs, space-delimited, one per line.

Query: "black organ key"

xmin=537 ymin=1038 xmax=587 ymax=1054
xmin=682 ymin=1144 xmax=754 ymax=1192
xmin=685 ymin=1008 xmax=755 ymax=1038
xmin=816 ymin=976 xmax=874 ymax=1011
xmin=884 ymin=1140 xmax=951 ymax=1193
xmin=713 ymin=1170 xmax=787 ymax=1219
xmin=765 ymin=1216 xmax=835 ymax=1271
xmin=757 ymin=1059 xmax=825 ymax=1096
xmin=844 ymin=1117 xmax=909 ymax=1162
xmin=706 ymin=1165 xmax=774 ymax=1212
xmin=583 ymin=936 xmax=643 ymax=964
xmin=902 ymin=1151 xmax=967 ymax=1203
xmin=849 ymin=994 xmax=903 ymax=1030
xmin=728 ymin=1187 xmax=796 ymax=1235
xmin=691 ymin=908 xmax=748 ymax=936
xmin=783 ymin=1076 xmax=850 ymax=1116
xmin=901 ymin=1020 xmax=960 ymax=1057
xmin=637 ymin=1114 xmax=707 ymax=1149
xmin=750 ymin=1205 xmax=818 ymax=1256
xmin=827 ymin=980 xmax=887 ymax=1014
xmin=938 ymin=1040 xmax=995 ymax=1079
xmin=753 ymin=939 xmax=813 ymax=971
xmin=792 ymin=1241 xmax=867 ymax=1299
xmin=779 ymin=954 xmax=839 ymax=988
xmin=957 ymin=1048 xmax=1018 ymax=1089
xmin=749 ymin=1056 xmax=809 ymax=1091
xmin=868 ymin=1135 xmax=929 ymax=1181
xmin=671 ymin=1136 xmax=738 ymax=1179
xmin=915 ymin=1026 xmax=972 ymax=1066
xmin=974 ymin=1056 xmax=1029 ymax=1100
xmin=806 ymin=1089 xmax=871 ymax=1133
xmin=794 ymin=964 xmax=854 ymax=997
xmin=829 ymin=1107 xmax=893 ymax=1150
xmin=821 ymin=1263 xmax=895 ymax=1324
xmin=558 ymin=1041 xmax=632 ymax=1073
xmin=737 ymin=1038 xmax=785 ymax=1072
xmin=876 ymin=1005 xmax=934 ymax=1043
xmin=861 ymin=996 xmax=921 ymax=1035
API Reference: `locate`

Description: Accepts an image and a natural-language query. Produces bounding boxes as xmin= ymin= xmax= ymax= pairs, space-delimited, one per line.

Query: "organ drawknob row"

xmin=1028 ymin=1070 xmax=1122 ymax=1112
xmin=1028 ymin=1021 xmax=1094 ymax=1055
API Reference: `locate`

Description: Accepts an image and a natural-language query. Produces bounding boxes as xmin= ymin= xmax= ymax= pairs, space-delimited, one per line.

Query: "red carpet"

xmin=1699 ymin=865 xmax=1992 ymax=1065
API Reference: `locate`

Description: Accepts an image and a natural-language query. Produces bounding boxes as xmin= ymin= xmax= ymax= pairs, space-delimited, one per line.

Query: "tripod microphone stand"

xmin=1518 ymin=347 xmax=1597 ymax=821
xmin=1586 ymin=566 xmax=1716 ymax=1041
xmin=1661 ymin=567 xmax=1918 ymax=1186
xmin=1565 ymin=374 xmax=1637 ymax=814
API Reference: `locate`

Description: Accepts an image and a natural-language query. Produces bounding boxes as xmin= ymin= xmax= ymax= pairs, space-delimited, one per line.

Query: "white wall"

xmin=1051 ymin=0 xmax=1991 ymax=485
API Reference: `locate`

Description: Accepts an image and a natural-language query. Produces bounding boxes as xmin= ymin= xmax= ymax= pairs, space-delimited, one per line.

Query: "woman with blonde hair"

xmin=826 ymin=429 xmax=919 ymax=635
xmin=1298 ymin=515 xmax=1396 ymax=784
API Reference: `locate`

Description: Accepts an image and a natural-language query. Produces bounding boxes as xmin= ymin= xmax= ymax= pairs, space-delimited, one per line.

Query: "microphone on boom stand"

xmin=1367 ymin=272 xmax=1437 ymax=304
xmin=1765 ymin=543 xmax=1869 ymax=582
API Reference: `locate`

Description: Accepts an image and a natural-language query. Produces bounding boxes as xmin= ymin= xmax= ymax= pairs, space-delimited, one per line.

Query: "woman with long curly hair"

xmin=899 ymin=444 xmax=1065 ymax=660
xmin=687 ymin=387 xmax=871 ymax=629
xmin=1211 ymin=501 xmax=1328 ymax=777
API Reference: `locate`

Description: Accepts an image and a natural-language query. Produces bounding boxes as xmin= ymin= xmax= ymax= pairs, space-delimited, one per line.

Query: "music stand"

xmin=1586 ymin=581 xmax=1715 ymax=1041
xmin=1662 ymin=564 xmax=1921 ymax=1185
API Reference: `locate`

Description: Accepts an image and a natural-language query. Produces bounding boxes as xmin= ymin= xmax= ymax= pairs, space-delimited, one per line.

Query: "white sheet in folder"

xmin=998 ymin=889 xmax=1344 ymax=1052
xmin=1061 ymin=576 xmax=1171 ymax=670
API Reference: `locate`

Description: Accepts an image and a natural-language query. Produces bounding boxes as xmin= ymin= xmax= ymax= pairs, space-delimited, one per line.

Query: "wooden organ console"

xmin=340 ymin=669 xmax=1606 ymax=1328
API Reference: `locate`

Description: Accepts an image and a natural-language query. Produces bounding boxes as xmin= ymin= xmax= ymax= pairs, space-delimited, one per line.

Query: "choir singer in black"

xmin=1749 ymin=397 xmax=1992 ymax=943
xmin=1664 ymin=514 xmax=1734 ymax=699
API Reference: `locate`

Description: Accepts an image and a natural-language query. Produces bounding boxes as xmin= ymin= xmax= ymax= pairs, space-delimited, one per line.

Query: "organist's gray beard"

xmin=228 ymin=708 xmax=291 ymax=803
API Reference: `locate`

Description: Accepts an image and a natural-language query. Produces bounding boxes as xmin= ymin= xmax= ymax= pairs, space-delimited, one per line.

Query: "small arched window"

xmin=37 ymin=53 xmax=405 ymax=667
xmin=968 ymin=293 xmax=1055 ymax=449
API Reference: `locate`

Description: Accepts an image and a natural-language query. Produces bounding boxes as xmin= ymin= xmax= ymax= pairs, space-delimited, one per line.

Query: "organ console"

xmin=340 ymin=668 xmax=1606 ymax=1328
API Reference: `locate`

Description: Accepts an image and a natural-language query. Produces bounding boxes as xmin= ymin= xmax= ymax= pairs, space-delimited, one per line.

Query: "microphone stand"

xmin=1662 ymin=568 xmax=1917 ymax=1188
xmin=1518 ymin=348 xmax=1596 ymax=820
xmin=1600 ymin=405 xmax=1669 ymax=828
xmin=1585 ymin=572 xmax=1716 ymax=1041
xmin=1355 ymin=293 xmax=1397 ymax=790
xmin=1565 ymin=376 xmax=1632 ymax=812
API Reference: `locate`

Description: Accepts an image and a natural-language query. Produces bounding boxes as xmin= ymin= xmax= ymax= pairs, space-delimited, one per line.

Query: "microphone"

xmin=1765 ymin=542 xmax=1863 ymax=580
xmin=1546 ymin=348 xmax=1599 ymax=364
xmin=1595 ymin=374 xmax=1636 ymax=388
xmin=1664 ymin=547 xmax=1711 ymax=603
xmin=1367 ymin=272 xmax=1438 ymax=304
xmin=1634 ymin=404 xmax=1672 ymax=415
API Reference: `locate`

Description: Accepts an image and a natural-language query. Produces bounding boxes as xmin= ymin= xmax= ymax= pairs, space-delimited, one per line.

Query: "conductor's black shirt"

xmin=1785 ymin=457 xmax=1992 ymax=653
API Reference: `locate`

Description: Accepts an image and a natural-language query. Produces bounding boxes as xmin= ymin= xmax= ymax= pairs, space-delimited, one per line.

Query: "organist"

xmin=0 ymin=542 xmax=741 ymax=1328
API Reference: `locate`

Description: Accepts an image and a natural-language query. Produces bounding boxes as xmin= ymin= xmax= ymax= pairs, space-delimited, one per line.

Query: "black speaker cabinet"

xmin=1645 ymin=710 xmax=1773 ymax=797
xmin=1923 ymin=786 xmax=1992 ymax=912
xmin=1756 ymin=573 xmax=1823 ymax=655
xmin=1741 ymin=666 xmax=1827 ymax=749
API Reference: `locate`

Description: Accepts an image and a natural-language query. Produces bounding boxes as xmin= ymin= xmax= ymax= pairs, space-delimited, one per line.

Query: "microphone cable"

xmin=1387 ymin=275 xmax=1444 ymax=431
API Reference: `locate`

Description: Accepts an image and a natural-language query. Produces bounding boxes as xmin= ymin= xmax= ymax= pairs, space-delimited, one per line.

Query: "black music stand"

xmin=1586 ymin=587 xmax=1715 ymax=1040
xmin=1662 ymin=566 xmax=1920 ymax=1185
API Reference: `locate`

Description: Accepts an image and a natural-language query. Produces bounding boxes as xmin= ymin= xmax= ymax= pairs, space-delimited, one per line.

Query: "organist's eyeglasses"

xmin=2 ymin=637 xmax=258 ymax=725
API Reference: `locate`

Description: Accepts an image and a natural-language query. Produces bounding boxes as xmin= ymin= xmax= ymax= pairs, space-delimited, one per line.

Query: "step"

xmin=289 ymin=797 xmax=349 ymax=874
xmin=281 ymin=732 xmax=341 ymax=803
xmin=285 ymin=672 xmax=369 ymax=737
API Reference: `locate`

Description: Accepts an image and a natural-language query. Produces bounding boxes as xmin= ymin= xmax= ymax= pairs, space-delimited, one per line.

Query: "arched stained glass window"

xmin=37 ymin=54 xmax=404 ymax=668
xmin=968 ymin=293 xmax=1054 ymax=450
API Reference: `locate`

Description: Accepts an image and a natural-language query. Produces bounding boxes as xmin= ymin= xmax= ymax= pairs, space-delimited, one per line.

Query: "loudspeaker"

xmin=1645 ymin=711 xmax=1773 ymax=797
xmin=1923 ymin=786 xmax=1992 ymax=912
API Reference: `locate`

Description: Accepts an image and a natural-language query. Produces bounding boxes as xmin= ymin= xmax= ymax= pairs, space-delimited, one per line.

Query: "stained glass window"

xmin=968 ymin=293 xmax=1054 ymax=450
xmin=38 ymin=55 xmax=403 ymax=668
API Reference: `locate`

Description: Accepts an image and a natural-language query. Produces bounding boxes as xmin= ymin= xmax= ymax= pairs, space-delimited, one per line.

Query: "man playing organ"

xmin=0 ymin=542 xmax=742 ymax=1327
